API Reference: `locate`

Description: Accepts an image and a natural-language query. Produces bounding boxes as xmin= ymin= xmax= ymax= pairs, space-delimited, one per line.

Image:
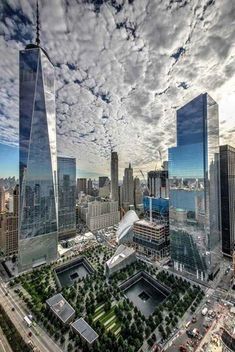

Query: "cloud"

xmin=0 ymin=0 xmax=234 ymax=178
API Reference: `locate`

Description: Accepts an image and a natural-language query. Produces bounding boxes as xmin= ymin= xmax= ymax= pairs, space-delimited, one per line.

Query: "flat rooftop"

xmin=71 ymin=318 xmax=98 ymax=344
xmin=135 ymin=219 xmax=165 ymax=229
xmin=46 ymin=293 xmax=75 ymax=324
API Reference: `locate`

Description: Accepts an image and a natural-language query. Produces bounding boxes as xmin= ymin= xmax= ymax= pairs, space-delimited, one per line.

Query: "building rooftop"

xmin=71 ymin=318 xmax=98 ymax=344
xmin=106 ymin=244 xmax=135 ymax=269
xmin=46 ymin=293 xmax=75 ymax=324
xmin=224 ymin=313 xmax=235 ymax=337
xmin=135 ymin=219 xmax=165 ymax=229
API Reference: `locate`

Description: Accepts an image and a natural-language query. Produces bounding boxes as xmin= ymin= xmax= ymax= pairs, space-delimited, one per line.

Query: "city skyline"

xmin=0 ymin=0 xmax=235 ymax=179
xmin=0 ymin=2 xmax=235 ymax=352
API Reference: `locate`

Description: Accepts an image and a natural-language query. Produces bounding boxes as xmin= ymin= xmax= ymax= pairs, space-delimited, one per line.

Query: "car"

xmin=179 ymin=345 xmax=188 ymax=352
xmin=186 ymin=330 xmax=195 ymax=338
xmin=191 ymin=316 xmax=197 ymax=323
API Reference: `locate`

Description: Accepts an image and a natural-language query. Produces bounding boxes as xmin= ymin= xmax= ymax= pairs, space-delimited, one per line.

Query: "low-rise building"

xmin=221 ymin=312 xmax=235 ymax=351
xmin=86 ymin=200 xmax=120 ymax=231
xmin=105 ymin=244 xmax=136 ymax=277
xmin=46 ymin=293 xmax=75 ymax=325
xmin=71 ymin=318 xmax=98 ymax=345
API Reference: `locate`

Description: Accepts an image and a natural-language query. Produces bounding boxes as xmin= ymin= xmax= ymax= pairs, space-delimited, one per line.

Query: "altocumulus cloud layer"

xmin=0 ymin=0 xmax=235 ymax=177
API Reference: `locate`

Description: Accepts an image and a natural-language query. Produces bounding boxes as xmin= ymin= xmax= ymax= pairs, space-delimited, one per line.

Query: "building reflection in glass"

xmin=168 ymin=93 xmax=221 ymax=280
xmin=19 ymin=45 xmax=58 ymax=271
xmin=57 ymin=156 xmax=76 ymax=239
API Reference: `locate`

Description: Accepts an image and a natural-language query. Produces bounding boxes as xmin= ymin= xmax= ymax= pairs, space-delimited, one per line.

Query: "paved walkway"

xmin=0 ymin=327 xmax=12 ymax=352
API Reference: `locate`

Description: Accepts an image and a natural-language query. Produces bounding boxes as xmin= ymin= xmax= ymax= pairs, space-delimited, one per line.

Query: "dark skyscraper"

xmin=18 ymin=4 xmax=58 ymax=271
xmin=147 ymin=170 xmax=169 ymax=198
xmin=58 ymin=156 xmax=76 ymax=239
xmin=77 ymin=178 xmax=87 ymax=195
xmin=87 ymin=178 xmax=93 ymax=195
xmin=111 ymin=151 xmax=119 ymax=202
xmin=220 ymin=145 xmax=235 ymax=257
xmin=99 ymin=176 xmax=109 ymax=188
xmin=169 ymin=93 xmax=221 ymax=280
xmin=122 ymin=163 xmax=134 ymax=210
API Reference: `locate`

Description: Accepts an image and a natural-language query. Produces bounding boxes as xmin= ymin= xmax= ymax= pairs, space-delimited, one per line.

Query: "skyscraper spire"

xmin=36 ymin=0 xmax=40 ymax=46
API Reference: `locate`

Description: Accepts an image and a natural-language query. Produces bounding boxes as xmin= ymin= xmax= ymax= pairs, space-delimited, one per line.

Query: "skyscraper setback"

xmin=168 ymin=93 xmax=221 ymax=280
xmin=18 ymin=7 xmax=58 ymax=271
xmin=111 ymin=151 xmax=119 ymax=202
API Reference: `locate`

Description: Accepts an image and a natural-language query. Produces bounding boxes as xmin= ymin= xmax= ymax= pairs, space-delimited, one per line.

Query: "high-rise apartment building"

xmin=122 ymin=163 xmax=134 ymax=210
xmin=99 ymin=178 xmax=110 ymax=198
xmin=87 ymin=178 xmax=93 ymax=196
xmin=0 ymin=185 xmax=19 ymax=257
xmin=111 ymin=151 xmax=119 ymax=202
xmin=148 ymin=170 xmax=169 ymax=198
xmin=168 ymin=93 xmax=220 ymax=280
xmin=58 ymin=157 xmax=76 ymax=240
xmin=134 ymin=177 xmax=143 ymax=208
xmin=220 ymin=145 xmax=235 ymax=257
xmin=77 ymin=178 xmax=87 ymax=195
xmin=0 ymin=186 xmax=5 ymax=212
xmin=18 ymin=10 xmax=58 ymax=271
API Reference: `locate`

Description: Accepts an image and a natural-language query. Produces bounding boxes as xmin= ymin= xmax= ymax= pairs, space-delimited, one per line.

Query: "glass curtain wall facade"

xmin=168 ymin=93 xmax=220 ymax=280
xmin=58 ymin=156 xmax=76 ymax=239
xmin=19 ymin=45 xmax=58 ymax=271
xmin=220 ymin=145 xmax=235 ymax=257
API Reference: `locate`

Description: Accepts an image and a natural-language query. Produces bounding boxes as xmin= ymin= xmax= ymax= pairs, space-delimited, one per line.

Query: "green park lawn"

xmin=93 ymin=303 xmax=121 ymax=336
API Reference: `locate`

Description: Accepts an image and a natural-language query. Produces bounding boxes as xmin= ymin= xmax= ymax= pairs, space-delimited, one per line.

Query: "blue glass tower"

xmin=168 ymin=93 xmax=221 ymax=280
xmin=18 ymin=6 xmax=58 ymax=271
xmin=57 ymin=156 xmax=76 ymax=239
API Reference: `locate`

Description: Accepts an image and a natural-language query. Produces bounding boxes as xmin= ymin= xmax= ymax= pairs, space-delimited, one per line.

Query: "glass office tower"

xmin=18 ymin=44 xmax=58 ymax=271
xmin=58 ymin=156 xmax=76 ymax=239
xmin=220 ymin=145 xmax=235 ymax=257
xmin=168 ymin=93 xmax=220 ymax=280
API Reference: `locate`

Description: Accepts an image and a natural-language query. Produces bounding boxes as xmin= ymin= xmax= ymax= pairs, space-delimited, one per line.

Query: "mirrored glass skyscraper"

xmin=168 ymin=93 xmax=221 ymax=280
xmin=18 ymin=42 xmax=58 ymax=271
xmin=58 ymin=156 xmax=76 ymax=239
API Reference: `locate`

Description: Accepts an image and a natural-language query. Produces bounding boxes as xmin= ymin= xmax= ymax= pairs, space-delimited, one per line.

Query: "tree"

xmin=67 ymin=343 xmax=73 ymax=352
xmin=104 ymin=301 xmax=111 ymax=312
xmin=148 ymin=337 xmax=154 ymax=347
xmin=60 ymin=335 xmax=65 ymax=344
xmin=145 ymin=326 xmax=151 ymax=337
xmin=166 ymin=325 xmax=171 ymax=337
xmin=54 ymin=331 xmax=60 ymax=340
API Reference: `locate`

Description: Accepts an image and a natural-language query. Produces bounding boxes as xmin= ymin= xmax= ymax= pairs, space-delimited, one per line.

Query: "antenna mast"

xmin=36 ymin=1 xmax=40 ymax=46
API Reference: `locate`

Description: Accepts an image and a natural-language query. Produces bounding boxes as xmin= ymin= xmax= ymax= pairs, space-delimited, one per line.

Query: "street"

xmin=0 ymin=279 xmax=63 ymax=352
